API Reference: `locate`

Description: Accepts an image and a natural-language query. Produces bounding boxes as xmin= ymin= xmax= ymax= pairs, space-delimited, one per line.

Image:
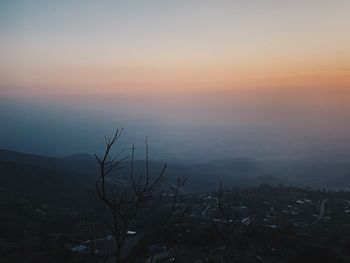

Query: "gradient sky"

xmin=1 ymin=0 xmax=350 ymax=96
xmin=1 ymin=1 xmax=350 ymax=160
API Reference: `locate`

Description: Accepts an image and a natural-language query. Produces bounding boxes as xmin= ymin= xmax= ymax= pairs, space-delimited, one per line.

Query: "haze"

xmin=1 ymin=0 xmax=350 ymax=162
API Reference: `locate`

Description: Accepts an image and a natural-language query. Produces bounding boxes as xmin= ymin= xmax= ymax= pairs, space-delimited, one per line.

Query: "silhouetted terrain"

xmin=2 ymin=149 xmax=350 ymax=202
xmin=2 ymin=149 xmax=350 ymax=262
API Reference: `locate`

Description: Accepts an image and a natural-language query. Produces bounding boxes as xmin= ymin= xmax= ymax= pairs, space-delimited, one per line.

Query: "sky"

xmin=1 ymin=0 xmax=350 ymax=161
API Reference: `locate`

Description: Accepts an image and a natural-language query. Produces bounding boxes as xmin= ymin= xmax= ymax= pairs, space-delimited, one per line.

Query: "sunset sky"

xmin=1 ymin=1 xmax=350 ymax=160
xmin=1 ymin=0 xmax=349 ymax=97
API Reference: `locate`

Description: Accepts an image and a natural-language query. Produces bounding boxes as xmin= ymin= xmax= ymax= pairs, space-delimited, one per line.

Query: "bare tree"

xmin=217 ymin=181 xmax=256 ymax=262
xmin=163 ymin=177 xmax=187 ymax=228
xmin=94 ymin=129 xmax=167 ymax=262
xmin=217 ymin=181 xmax=252 ymax=228
xmin=218 ymin=179 xmax=238 ymax=229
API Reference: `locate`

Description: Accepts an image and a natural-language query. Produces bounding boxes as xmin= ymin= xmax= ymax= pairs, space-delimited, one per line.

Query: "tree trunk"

xmin=115 ymin=242 xmax=122 ymax=263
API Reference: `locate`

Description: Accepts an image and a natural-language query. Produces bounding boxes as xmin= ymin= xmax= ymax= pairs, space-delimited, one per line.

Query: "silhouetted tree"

xmin=94 ymin=129 xmax=167 ymax=262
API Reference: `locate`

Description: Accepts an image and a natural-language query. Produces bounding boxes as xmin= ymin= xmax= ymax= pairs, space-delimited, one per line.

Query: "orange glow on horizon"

xmin=1 ymin=1 xmax=349 ymax=99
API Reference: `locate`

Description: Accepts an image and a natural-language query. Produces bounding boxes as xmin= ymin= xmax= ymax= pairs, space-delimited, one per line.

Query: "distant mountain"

xmin=0 ymin=149 xmax=97 ymax=206
xmin=187 ymin=158 xmax=269 ymax=188
xmin=0 ymin=160 xmax=89 ymax=207
xmin=262 ymin=156 xmax=350 ymax=187
xmin=320 ymin=172 xmax=350 ymax=189
xmin=0 ymin=149 xmax=285 ymax=200
xmin=63 ymin=153 xmax=95 ymax=161
xmin=4 ymin=148 xmax=350 ymax=203
xmin=0 ymin=149 xmax=55 ymax=165
xmin=0 ymin=149 xmax=98 ymax=176
xmin=253 ymin=175 xmax=286 ymax=186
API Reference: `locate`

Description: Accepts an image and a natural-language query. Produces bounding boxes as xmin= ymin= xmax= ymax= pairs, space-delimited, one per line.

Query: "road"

xmin=310 ymin=198 xmax=328 ymax=225
xmin=201 ymin=205 xmax=210 ymax=218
